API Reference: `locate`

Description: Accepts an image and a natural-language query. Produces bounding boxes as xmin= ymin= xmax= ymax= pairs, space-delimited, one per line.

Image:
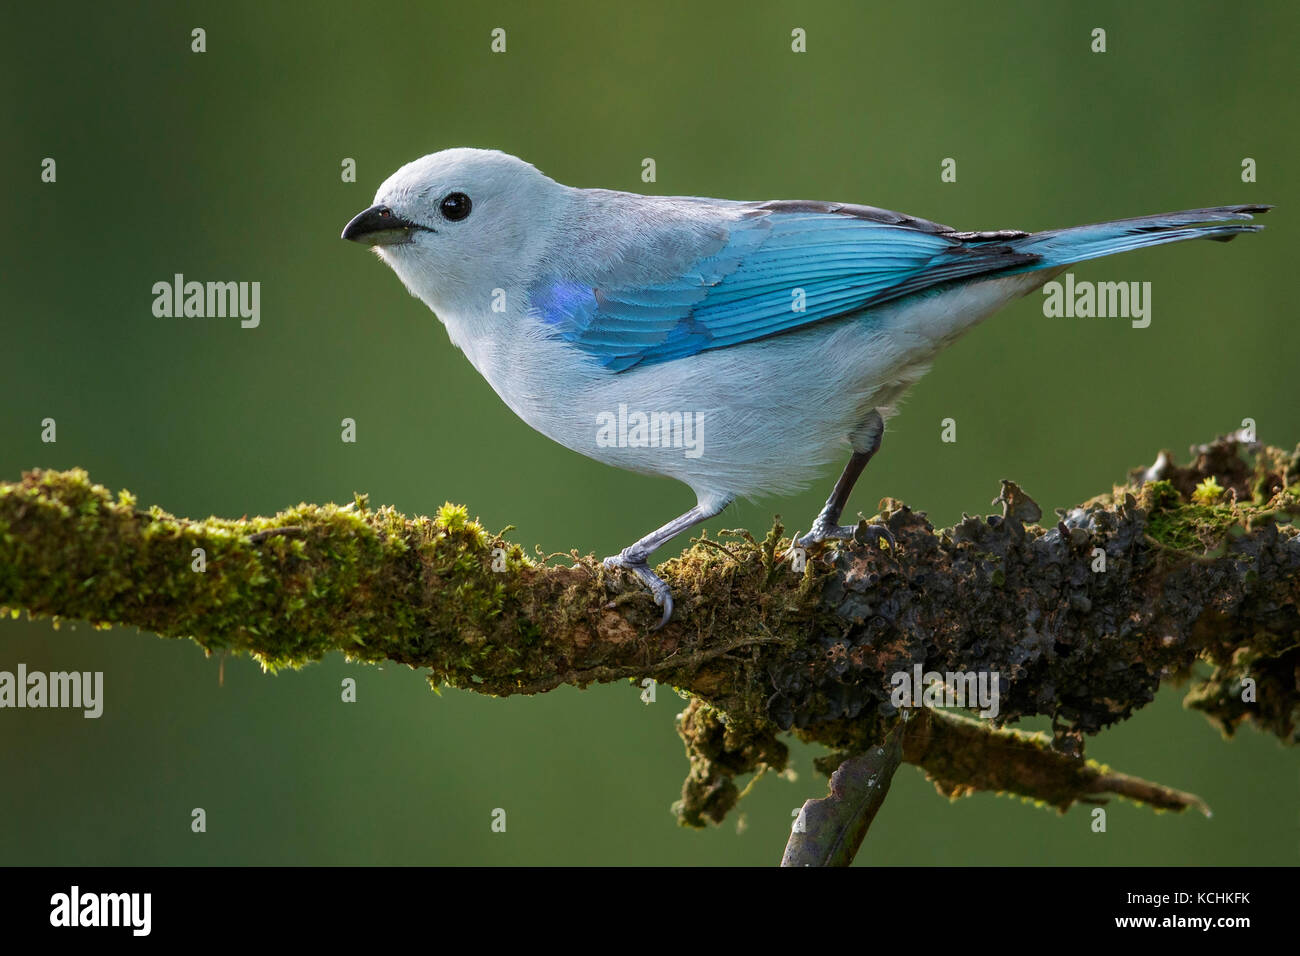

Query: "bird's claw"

xmin=793 ymin=517 xmax=896 ymax=553
xmin=602 ymin=553 xmax=674 ymax=630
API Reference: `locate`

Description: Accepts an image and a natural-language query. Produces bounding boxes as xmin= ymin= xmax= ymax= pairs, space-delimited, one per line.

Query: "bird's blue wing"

xmin=529 ymin=202 xmax=1038 ymax=372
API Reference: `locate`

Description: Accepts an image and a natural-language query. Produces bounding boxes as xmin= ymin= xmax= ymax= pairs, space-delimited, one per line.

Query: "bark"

xmin=2 ymin=435 xmax=1296 ymax=847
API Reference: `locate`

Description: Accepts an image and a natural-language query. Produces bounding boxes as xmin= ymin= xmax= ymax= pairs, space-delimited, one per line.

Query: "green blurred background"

xmin=2 ymin=0 xmax=1296 ymax=865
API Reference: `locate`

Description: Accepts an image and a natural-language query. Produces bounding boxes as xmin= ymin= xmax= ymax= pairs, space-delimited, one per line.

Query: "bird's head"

xmin=342 ymin=148 xmax=561 ymax=314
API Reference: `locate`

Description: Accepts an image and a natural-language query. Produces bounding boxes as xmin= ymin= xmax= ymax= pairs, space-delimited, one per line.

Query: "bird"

xmin=342 ymin=148 xmax=1268 ymax=628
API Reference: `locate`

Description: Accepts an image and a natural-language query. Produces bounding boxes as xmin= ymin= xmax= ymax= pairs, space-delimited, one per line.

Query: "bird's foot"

xmin=793 ymin=515 xmax=896 ymax=553
xmin=602 ymin=552 xmax=674 ymax=630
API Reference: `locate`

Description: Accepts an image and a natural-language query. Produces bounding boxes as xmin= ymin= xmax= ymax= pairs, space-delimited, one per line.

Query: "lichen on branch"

xmin=1 ymin=435 xmax=1297 ymax=830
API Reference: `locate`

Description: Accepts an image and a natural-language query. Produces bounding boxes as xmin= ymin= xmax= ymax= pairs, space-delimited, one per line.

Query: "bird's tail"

xmin=1008 ymin=204 xmax=1270 ymax=269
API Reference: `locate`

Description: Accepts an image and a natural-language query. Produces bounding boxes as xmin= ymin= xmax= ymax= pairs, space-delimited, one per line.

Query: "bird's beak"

xmin=341 ymin=205 xmax=419 ymax=246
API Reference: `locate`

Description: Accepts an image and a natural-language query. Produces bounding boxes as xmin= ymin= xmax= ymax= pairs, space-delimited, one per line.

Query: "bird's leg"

xmin=603 ymin=499 xmax=730 ymax=629
xmin=794 ymin=410 xmax=895 ymax=552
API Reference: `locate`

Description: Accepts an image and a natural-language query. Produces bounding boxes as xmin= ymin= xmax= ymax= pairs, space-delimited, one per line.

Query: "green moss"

xmin=0 ymin=468 xmax=539 ymax=684
xmin=1192 ymin=477 xmax=1224 ymax=507
xmin=1140 ymin=479 xmax=1239 ymax=551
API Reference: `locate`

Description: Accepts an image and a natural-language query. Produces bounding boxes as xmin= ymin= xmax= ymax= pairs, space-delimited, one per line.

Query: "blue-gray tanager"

xmin=342 ymin=148 xmax=1268 ymax=627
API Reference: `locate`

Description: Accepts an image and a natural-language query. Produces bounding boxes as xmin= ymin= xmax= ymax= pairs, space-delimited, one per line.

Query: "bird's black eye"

xmin=440 ymin=192 xmax=472 ymax=221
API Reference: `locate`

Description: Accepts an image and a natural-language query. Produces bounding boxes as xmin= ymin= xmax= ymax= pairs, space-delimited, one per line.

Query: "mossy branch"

xmin=2 ymin=435 xmax=1297 ymax=849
